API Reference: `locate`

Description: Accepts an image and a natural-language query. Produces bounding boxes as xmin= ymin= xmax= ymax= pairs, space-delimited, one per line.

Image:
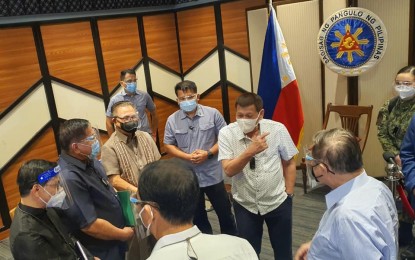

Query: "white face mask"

xmin=236 ymin=111 xmax=262 ymax=134
xmin=395 ymin=85 xmax=415 ymax=100
xmin=137 ymin=206 xmax=153 ymax=239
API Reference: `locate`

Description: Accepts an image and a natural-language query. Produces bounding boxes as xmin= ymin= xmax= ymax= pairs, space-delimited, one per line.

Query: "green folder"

xmin=117 ymin=191 xmax=136 ymax=227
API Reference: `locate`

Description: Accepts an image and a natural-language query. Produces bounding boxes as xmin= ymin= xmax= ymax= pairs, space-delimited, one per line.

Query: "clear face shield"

xmin=37 ymin=165 xmax=73 ymax=210
xmin=130 ymin=195 xmax=158 ymax=241
xmin=76 ymin=127 xmax=103 ymax=161
xmin=303 ymin=146 xmax=322 ymax=190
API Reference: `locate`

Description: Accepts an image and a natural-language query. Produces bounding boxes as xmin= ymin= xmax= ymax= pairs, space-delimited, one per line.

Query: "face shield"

xmin=37 ymin=165 xmax=73 ymax=210
xmin=76 ymin=127 xmax=103 ymax=161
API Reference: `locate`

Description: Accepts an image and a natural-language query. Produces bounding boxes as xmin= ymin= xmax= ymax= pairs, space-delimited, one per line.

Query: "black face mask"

xmin=120 ymin=121 xmax=139 ymax=133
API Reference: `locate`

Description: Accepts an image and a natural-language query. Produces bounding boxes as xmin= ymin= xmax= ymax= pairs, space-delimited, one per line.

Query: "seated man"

xmin=295 ymin=128 xmax=398 ymax=260
xmin=9 ymin=159 xmax=93 ymax=259
xmin=133 ymin=158 xmax=258 ymax=260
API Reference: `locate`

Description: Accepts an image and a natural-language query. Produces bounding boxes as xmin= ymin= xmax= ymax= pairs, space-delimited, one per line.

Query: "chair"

xmin=300 ymin=102 xmax=373 ymax=193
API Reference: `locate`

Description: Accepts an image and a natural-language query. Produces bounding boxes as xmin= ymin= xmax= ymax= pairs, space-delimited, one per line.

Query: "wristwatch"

xmin=287 ymin=193 xmax=295 ymax=198
xmin=207 ymin=150 xmax=214 ymax=159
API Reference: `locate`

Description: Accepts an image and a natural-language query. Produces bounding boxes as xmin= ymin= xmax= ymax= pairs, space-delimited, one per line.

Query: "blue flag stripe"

xmin=257 ymin=9 xmax=282 ymax=120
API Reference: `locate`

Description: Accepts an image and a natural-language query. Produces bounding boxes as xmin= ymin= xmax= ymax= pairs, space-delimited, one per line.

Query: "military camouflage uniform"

xmin=377 ymin=96 xmax=415 ymax=156
xmin=377 ymin=96 xmax=415 ymax=240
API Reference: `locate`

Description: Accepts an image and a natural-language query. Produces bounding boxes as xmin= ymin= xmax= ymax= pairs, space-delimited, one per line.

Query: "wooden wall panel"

xmin=144 ymin=13 xmax=180 ymax=73
xmin=177 ymin=6 xmax=217 ymax=72
xmin=1 ymin=128 xmax=58 ymax=239
xmin=154 ymin=97 xmax=178 ymax=154
xmin=228 ymin=86 xmax=245 ymax=123
xmin=198 ymin=86 xmax=223 ymax=115
xmin=0 ymin=27 xmax=41 ymax=113
xmin=98 ymin=17 xmax=142 ymax=92
xmin=41 ymin=22 xmax=101 ymax=94
xmin=221 ymin=0 xmax=264 ymax=58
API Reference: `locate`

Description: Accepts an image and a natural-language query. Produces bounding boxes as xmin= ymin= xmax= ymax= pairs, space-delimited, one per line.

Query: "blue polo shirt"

xmin=58 ymin=152 xmax=126 ymax=252
xmin=164 ymin=105 xmax=226 ymax=187
xmin=106 ymin=89 xmax=156 ymax=134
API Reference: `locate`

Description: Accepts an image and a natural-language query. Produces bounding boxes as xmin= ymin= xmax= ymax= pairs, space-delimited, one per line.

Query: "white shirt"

xmin=308 ymin=171 xmax=398 ymax=260
xmin=148 ymin=226 xmax=258 ymax=260
xmin=218 ymin=119 xmax=298 ymax=215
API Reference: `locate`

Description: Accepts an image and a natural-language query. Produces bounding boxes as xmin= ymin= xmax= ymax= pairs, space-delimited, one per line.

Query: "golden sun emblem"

xmin=330 ymin=24 xmax=369 ymax=63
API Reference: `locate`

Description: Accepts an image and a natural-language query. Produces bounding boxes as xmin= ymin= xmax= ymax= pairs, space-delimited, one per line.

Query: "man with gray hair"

xmin=295 ymin=128 xmax=398 ymax=260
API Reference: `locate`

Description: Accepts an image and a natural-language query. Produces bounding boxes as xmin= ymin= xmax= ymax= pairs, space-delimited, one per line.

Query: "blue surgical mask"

xmin=90 ymin=140 xmax=101 ymax=159
xmin=126 ymin=82 xmax=137 ymax=93
xmin=179 ymin=99 xmax=197 ymax=112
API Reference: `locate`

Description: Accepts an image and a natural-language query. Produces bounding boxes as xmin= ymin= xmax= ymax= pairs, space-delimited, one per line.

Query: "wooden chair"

xmin=300 ymin=102 xmax=373 ymax=193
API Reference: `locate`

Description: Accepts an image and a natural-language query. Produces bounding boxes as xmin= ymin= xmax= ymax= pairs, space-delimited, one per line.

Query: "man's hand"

xmin=246 ymin=132 xmax=270 ymax=156
xmin=294 ymin=241 xmax=311 ymax=260
xmin=395 ymin=154 xmax=402 ymax=167
xmin=121 ymin=227 xmax=135 ymax=241
xmin=190 ymin=149 xmax=208 ymax=164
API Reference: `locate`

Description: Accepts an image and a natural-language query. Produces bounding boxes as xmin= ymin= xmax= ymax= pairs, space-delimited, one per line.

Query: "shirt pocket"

xmin=199 ymin=123 xmax=216 ymax=144
xmin=174 ymin=129 xmax=190 ymax=149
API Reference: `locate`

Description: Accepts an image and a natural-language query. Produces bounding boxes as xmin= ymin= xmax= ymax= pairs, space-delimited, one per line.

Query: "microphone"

xmin=189 ymin=126 xmax=194 ymax=130
xmin=383 ymin=151 xmax=396 ymax=165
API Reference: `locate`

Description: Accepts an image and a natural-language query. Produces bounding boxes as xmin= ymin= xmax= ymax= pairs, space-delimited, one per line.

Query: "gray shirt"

xmin=164 ymin=105 xmax=226 ymax=187
xmin=106 ymin=90 xmax=156 ymax=134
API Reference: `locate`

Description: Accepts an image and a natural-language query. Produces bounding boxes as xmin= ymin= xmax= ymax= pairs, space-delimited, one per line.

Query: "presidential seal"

xmin=317 ymin=7 xmax=387 ymax=76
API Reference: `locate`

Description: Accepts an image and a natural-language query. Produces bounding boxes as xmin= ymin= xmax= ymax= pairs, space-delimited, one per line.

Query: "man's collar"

xmin=121 ymin=89 xmax=141 ymax=96
xmin=115 ymin=128 xmax=133 ymax=143
xmin=325 ymin=170 xmax=368 ymax=209
xmin=179 ymin=105 xmax=203 ymax=120
xmin=152 ymin=226 xmax=201 ymax=253
xmin=60 ymin=151 xmax=88 ymax=170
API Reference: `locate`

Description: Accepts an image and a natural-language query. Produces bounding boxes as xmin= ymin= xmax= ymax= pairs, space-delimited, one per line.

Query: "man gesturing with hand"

xmin=218 ymin=93 xmax=298 ymax=260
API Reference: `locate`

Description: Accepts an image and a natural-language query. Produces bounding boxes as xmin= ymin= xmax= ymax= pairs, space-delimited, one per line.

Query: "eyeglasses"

xmin=178 ymin=94 xmax=197 ymax=102
xmin=395 ymin=81 xmax=415 ymax=87
xmin=80 ymin=134 xmax=97 ymax=143
xmin=115 ymin=112 xmax=139 ymax=122
xmin=305 ymin=155 xmax=336 ymax=175
xmin=130 ymin=197 xmax=159 ymax=209
xmin=123 ymin=79 xmax=138 ymax=84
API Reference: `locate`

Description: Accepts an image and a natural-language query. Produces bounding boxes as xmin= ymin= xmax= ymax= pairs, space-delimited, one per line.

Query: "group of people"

xmin=8 ymin=66 xmax=415 ymax=259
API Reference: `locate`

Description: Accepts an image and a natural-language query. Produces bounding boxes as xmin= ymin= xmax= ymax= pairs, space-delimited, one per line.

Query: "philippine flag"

xmin=257 ymin=4 xmax=304 ymax=147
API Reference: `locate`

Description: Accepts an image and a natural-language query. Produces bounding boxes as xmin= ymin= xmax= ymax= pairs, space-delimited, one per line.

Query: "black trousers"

xmin=193 ymin=181 xmax=237 ymax=235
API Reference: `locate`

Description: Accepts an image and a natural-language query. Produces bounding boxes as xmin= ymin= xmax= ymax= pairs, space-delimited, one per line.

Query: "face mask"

xmin=137 ymin=206 xmax=153 ymax=239
xmin=90 ymin=140 xmax=100 ymax=159
xmin=46 ymin=188 xmax=67 ymax=208
xmin=126 ymin=82 xmax=137 ymax=94
xmin=237 ymin=111 xmax=262 ymax=134
xmin=120 ymin=120 xmax=141 ymax=133
xmin=395 ymin=85 xmax=415 ymax=100
xmin=179 ymin=99 xmax=197 ymax=112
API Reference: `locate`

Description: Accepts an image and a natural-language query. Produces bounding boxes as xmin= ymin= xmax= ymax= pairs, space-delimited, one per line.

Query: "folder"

xmin=117 ymin=190 xmax=136 ymax=227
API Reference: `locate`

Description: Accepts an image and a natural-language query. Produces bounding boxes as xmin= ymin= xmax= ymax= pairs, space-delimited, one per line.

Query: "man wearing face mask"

xmin=164 ymin=80 xmax=237 ymax=236
xmin=218 ymin=93 xmax=298 ymax=259
xmin=376 ymin=65 xmax=415 ymax=248
xmin=295 ymin=128 xmax=398 ymax=260
xmin=101 ymin=101 xmax=161 ymax=260
xmin=58 ymin=119 xmax=134 ymax=260
xmin=106 ymin=69 xmax=158 ymax=141
xmin=9 ymin=159 xmax=95 ymax=259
